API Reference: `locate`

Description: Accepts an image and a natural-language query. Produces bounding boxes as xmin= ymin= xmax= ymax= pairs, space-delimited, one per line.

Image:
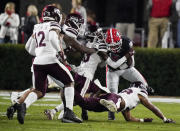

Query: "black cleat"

xmin=62 ymin=108 xmax=82 ymax=123
xmin=17 ymin=103 xmax=26 ymax=124
xmin=108 ymin=111 xmax=115 ymax=120
xmin=81 ymin=109 xmax=88 ymax=120
xmin=6 ymin=104 xmax=17 ymax=120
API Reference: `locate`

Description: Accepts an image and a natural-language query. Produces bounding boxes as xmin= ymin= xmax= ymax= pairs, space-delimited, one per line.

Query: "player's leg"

xmin=7 ymin=70 xmax=36 ymax=120
xmin=122 ymin=67 xmax=154 ymax=94
xmin=47 ymin=62 xmax=82 ymax=123
xmin=106 ymin=71 xmax=120 ymax=120
xmin=16 ymin=64 xmax=48 ymax=124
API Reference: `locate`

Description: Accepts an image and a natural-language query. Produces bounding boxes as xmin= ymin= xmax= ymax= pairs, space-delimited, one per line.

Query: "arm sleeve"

xmin=105 ymin=56 xmax=127 ymax=69
xmin=49 ymin=30 xmax=61 ymax=52
xmin=0 ymin=14 xmax=9 ymax=25
xmin=25 ymin=36 xmax=36 ymax=56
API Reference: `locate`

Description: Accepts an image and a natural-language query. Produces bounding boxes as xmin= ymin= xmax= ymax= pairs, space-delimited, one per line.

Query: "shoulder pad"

xmin=50 ymin=21 xmax=61 ymax=32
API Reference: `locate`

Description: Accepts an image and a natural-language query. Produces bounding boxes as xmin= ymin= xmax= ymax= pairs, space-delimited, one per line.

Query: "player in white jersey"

xmin=12 ymin=5 xmax=85 ymax=124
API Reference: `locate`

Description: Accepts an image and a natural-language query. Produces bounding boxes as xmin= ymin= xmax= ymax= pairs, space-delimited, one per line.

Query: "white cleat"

xmin=44 ymin=109 xmax=55 ymax=120
xmin=58 ymin=110 xmax=64 ymax=120
xmin=100 ymin=99 xmax=117 ymax=112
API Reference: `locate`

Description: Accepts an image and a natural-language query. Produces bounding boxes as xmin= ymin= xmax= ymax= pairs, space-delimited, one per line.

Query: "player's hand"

xmin=93 ymin=42 xmax=107 ymax=52
xmin=143 ymin=118 xmax=153 ymax=122
xmin=164 ymin=118 xmax=175 ymax=123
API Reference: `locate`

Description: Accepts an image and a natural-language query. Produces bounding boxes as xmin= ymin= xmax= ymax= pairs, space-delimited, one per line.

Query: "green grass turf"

xmin=0 ymin=96 xmax=180 ymax=131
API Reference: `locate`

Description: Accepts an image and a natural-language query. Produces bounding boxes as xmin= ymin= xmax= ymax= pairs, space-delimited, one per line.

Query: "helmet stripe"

xmin=110 ymin=28 xmax=114 ymax=43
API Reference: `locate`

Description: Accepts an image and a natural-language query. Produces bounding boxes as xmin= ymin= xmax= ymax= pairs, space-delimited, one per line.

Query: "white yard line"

xmin=0 ymin=91 xmax=180 ymax=103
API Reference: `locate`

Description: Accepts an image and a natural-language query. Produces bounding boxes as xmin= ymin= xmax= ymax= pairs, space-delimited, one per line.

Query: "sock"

xmin=24 ymin=92 xmax=38 ymax=108
xmin=64 ymin=87 xmax=74 ymax=110
xmin=55 ymin=103 xmax=64 ymax=112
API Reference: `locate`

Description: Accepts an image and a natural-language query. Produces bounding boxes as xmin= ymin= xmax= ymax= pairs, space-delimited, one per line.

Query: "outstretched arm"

xmin=122 ymin=110 xmax=153 ymax=122
xmin=139 ymin=94 xmax=175 ymax=123
xmin=63 ymin=34 xmax=96 ymax=54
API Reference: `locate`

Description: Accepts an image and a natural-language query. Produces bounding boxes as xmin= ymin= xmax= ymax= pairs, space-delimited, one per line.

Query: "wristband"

xmin=140 ymin=118 xmax=144 ymax=122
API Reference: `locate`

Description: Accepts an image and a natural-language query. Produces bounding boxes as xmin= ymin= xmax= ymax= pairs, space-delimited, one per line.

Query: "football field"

xmin=0 ymin=92 xmax=180 ymax=131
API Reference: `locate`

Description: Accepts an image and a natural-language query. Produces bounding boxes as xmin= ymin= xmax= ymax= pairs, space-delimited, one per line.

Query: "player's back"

xmin=33 ymin=21 xmax=62 ymax=65
xmin=118 ymin=87 xmax=148 ymax=111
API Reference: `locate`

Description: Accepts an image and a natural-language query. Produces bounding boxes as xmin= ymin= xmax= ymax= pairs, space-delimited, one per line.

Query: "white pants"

xmin=106 ymin=67 xmax=147 ymax=93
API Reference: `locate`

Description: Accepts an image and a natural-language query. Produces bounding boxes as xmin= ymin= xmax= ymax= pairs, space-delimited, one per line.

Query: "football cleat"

xmin=6 ymin=104 xmax=17 ymax=120
xmin=81 ymin=109 xmax=88 ymax=120
xmin=100 ymin=99 xmax=117 ymax=112
xmin=16 ymin=103 xmax=26 ymax=124
xmin=61 ymin=108 xmax=82 ymax=123
xmin=44 ymin=109 xmax=55 ymax=120
xmin=108 ymin=111 xmax=115 ymax=120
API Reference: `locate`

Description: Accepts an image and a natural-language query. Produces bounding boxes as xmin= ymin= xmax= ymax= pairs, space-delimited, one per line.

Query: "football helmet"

xmin=42 ymin=5 xmax=62 ymax=24
xmin=84 ymin=22 xmax=98 ymax=42
xmin=65 ymin=13 xmax=84 ymax=32
xmin=106 ymin=28 xmax=122 ymax=53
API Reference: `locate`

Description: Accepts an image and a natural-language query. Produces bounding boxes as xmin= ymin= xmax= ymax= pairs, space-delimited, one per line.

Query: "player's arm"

xmin=49 ymin=29 xmax=61 ymax=52
xmin=97 ymin=49 xmax=134 ymax=69
xmin=25 ymin=35 xmax=36 ymax=56
xmin=139 ymin=94 xmax=175 ymax=123
xmin=121 ymin=110 xmax=150 ymax=122
xmin=63 ymin=34 xmax=96 ymax=54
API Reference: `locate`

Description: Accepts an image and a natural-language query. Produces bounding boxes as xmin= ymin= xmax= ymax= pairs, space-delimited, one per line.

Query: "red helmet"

xmin=106 ymin=28 xmax=122 ymax=53
xmin=42 ymin=5 xmax=62 ymax=23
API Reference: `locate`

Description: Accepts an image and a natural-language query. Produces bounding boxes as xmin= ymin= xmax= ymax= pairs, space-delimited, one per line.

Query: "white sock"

xmin=64 ymin=87 xmax=74 ymax=110
xmin=55 ymin=103 xmax=64 ymax=112
xmin=24 ymin=92 xmax=38 ymax=108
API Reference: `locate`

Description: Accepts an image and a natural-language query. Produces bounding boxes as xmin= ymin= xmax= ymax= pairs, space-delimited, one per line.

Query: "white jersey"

xmin=118 ymin=87 xmax=148 ymax=111
xmin=33 ymin=21 xmax=63 ymax=65
xmin=76 ymin=52 xmax=102 ymax=80
xmin=75 ymin=42 xmax=102 ymax=80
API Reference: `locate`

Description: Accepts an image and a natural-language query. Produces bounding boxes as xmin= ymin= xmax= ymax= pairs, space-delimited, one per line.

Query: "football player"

xmin=10 ymin=5 xmax=95 ymax=124
xmin=98 ymin=28 xmax=154 ymax=120
xmin=69 ymin=81 xmax=175 ymax=123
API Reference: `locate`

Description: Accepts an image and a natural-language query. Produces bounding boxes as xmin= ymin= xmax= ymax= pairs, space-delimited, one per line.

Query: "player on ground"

xmin=57 ymin=81 xmax=175 ymax=123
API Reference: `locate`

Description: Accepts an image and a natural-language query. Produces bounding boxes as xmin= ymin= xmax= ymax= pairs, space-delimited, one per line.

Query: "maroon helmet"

xmin=42 ymin=5 xmax=62 ymax=23
xmin=65 ymin=13 xmax=84 ymax=30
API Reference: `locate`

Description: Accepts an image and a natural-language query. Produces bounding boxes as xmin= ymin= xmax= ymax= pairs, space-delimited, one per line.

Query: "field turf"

xmin=0 ymin=95 xmax=180 ymax=131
